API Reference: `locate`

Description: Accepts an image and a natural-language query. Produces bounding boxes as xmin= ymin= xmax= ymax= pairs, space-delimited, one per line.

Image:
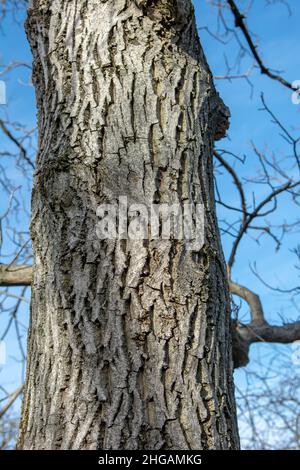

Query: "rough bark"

xmin=18 ymin=0 xmax=240 ymax=449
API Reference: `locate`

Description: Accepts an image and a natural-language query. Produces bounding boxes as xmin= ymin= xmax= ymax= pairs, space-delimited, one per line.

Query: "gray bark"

xmin=18 ymin=0 xmax=240 ymax=450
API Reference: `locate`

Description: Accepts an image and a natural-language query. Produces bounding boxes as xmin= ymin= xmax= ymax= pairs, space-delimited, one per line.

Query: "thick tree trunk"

xmin=18 ymin=0 xmax=239 ymax=450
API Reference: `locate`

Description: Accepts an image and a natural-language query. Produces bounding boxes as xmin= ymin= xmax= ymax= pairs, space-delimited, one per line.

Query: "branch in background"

xmin=214 ymin=148 xmax=300 ymax=271
xmin=226 ymin=0 xmax=295 ymax=91
xmin=227 ymin=179 xmax=299 ymax=270
xmin=0 ymin=385 xmax=24 ymax=420
xmin=0 ymin=119 xmax=35 ymax=169
xmin=229 ymin=280 xmax=266 ymax=325
xmin=230 ymin=279 xmax=300 ymax=368
xmin=260 ymin=94 xmax=300 ymax=168
xmin=214 ymin=150 xmax=247 ymax=219
xmin=0 ymin=264 xmax=32 ymax=286
xmin=0 ymin=61 xmax=31 ymax=78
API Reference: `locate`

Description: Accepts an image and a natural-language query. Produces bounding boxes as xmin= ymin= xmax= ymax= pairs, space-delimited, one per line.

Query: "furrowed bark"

xmin=18 ymin=0 xmax=239 ymax=449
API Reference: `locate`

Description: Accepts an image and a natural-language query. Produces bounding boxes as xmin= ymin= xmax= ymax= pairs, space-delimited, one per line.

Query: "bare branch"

xmin=0 ymin=264 xmax=32 ymax=286
xmin=230 ymin=278 xmax=300 ymax=367
xmin=228 ymin=179 xmax=300 ymax=269
xmin=0 ymin=385 xmax=24 ymax=420
xmin=0 ymin=61 xmax=31 ymax=78
xmin=0 ymin=119 xmax=34 ymax=170
xmin=229 ymin=280 xmax=266 ymax=325
xmin=226 ymin=0 xmax=295 ymax=91
xmin=214 ymin=150 xmax=247 ymax=219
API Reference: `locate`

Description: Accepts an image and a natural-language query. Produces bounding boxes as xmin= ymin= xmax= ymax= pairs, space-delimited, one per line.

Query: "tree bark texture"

xmin=18 ymin=0 xmax=240 ymax=450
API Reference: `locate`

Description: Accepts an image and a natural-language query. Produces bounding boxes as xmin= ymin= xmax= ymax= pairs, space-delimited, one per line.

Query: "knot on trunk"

xmin=212 ymin=96 xmax=230 ymax=141
xmin=134 ymin=0 xmax=193 ymax=30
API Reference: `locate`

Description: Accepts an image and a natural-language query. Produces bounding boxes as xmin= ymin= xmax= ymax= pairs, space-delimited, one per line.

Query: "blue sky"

xmin=196 ymin=1 xmax=300 ymax=308
xmin=0 ymin=0 xmax=299 ymax=447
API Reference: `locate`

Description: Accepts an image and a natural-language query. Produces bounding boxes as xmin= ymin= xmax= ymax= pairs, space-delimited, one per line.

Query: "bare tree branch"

xmin=0 ymin=264 xmax=32 ymax=286
xmin=226 ymin=0 xmax=295 ymax=91
xmin=230 ymin=279 xmax=300 ymax=367
xmin=0 ymin=119 xmax=34 ymax=170
xmin=228 ymin=179 xmax=300 ymax=270
xmin=229 ymin=280 xmax=266 ymax=325
xmin=0 ymin=385 xmax=24 ymax=420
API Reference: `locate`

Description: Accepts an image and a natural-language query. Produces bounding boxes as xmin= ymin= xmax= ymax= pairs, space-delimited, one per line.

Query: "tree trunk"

xmin=18 ymin=0 xmax=240 ymax=450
